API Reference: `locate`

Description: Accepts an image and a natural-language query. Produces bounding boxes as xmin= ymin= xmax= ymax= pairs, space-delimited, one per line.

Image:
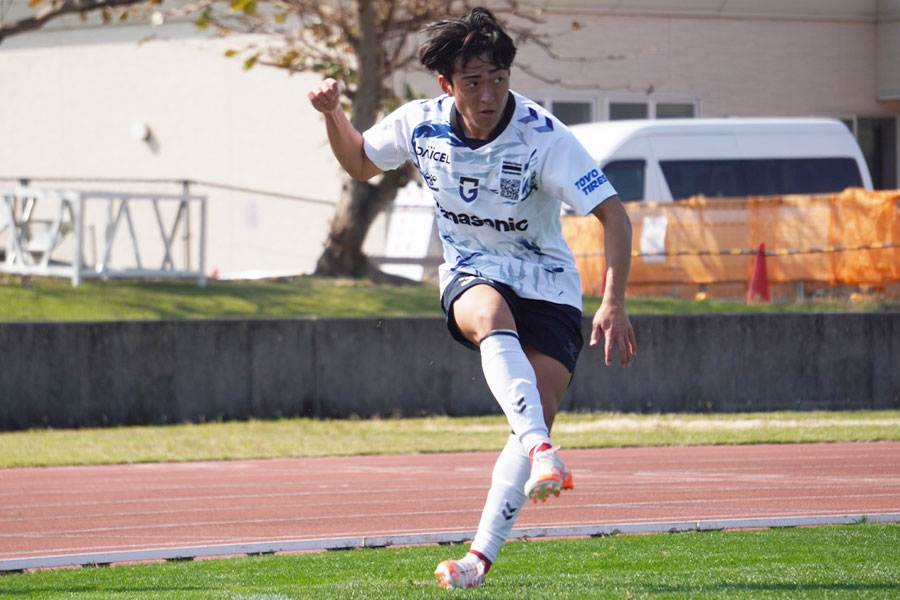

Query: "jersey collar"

xmin=450 ymin=92 xmax=516 ymax=150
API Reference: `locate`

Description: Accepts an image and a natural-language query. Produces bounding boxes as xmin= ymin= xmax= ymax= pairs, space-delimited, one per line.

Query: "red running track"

xmin=1 ymin=442 xmax=899 ymax=570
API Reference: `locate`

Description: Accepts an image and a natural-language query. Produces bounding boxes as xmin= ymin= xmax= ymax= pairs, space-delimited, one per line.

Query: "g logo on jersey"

xmin=459 ymin=177 xmax=479 ymax=203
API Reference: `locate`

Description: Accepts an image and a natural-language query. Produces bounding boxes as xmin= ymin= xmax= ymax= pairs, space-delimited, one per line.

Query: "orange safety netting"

xmin=563 ymin=188 xmax=900 ymax=296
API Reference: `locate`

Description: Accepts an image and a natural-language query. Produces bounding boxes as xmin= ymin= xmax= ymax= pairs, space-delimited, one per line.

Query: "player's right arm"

xmin=307 ymin=78 xmax=383 ymax=181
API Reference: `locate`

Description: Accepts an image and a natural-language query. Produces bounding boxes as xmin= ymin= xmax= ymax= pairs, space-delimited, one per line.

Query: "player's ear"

xmin=438 ymin=75 xmax=453 ymax=96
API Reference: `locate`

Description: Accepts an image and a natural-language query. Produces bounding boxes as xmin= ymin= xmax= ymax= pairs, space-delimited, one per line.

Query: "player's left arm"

xmin=589 ymin=195 xmax=638 ymax=367
xmin=535 ymin=122 xmax=637 ymax=365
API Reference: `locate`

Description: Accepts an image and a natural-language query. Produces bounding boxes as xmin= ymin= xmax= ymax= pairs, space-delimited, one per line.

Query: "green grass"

xmin=0 ymin=277 xmax=440 ymax=322
xmin=0 ymin=277 xmax=897 ymax=323
xmin=2 ymin=410 xmax=898 ymax=468
xmin=1 ymin=524 xmax=897 ymax=598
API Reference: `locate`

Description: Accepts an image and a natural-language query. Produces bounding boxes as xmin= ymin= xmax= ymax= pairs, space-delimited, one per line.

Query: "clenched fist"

xmin=308 ymin=78 xmax=342 ymax=114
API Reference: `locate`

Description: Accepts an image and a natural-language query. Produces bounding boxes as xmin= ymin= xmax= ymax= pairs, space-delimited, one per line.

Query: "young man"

xmin=308 ymin=7 xmax=637 ymax=591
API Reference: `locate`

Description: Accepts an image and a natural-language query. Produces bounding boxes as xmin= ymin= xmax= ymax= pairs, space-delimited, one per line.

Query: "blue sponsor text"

xmin=574 ymin=169 xmax=608 ymax=196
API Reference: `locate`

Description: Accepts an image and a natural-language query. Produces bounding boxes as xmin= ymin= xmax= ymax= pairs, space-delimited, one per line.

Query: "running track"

xmin=2 ymin=442 xmax=899 ymax=571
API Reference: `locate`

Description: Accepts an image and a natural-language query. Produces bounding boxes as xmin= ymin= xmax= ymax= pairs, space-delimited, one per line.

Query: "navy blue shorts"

xmin=440 ymin=272 xmax=584 ymax=374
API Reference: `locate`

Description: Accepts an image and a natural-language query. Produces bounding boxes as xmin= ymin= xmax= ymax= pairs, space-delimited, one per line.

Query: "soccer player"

xmin=308 ymin=7 xmax=637 ymax=591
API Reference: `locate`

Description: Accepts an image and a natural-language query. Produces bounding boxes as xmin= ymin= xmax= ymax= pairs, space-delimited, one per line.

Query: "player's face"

xmin=440 ymin=56 xmax=510 ymax=140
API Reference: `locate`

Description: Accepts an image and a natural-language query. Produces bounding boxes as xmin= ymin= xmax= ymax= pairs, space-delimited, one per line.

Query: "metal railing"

xmin=1 ymin=186 xmax=207 ymax=286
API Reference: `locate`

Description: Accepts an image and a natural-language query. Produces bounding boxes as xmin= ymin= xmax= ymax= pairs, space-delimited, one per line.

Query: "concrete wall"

xmin=1 ymin=313 xmax=897 ymax=430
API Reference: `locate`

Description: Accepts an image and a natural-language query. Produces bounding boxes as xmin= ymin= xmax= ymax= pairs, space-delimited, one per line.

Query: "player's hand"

xmin=307 ymin=78 xmax=342 ymax=114
xmin=590 ymin=303 xmax=637 ymax=367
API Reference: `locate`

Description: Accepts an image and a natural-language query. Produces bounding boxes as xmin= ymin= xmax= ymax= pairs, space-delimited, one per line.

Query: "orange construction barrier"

xmin=563 ymin=188 xmax=900 ymax=297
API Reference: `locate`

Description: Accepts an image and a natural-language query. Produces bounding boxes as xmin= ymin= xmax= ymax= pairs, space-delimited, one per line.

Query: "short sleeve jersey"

xmin=362 ymin=90 xmax=617 ymax=311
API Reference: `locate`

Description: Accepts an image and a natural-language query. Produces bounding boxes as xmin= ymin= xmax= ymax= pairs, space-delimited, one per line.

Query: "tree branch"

xmin=0 ymin=0 xmax=145 ymax=43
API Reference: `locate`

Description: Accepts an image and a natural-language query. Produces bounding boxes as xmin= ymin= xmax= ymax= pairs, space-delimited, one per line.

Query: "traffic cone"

xmin=746 ymin=243 xmax=770 ymax=303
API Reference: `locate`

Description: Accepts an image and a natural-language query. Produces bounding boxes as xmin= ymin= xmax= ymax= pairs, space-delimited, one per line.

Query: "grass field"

xmin=1 ymin=525 xmax=897 ymax=598
xmin=1 ymin=277 xmax=898 ymax=323
xmin=2 ymin=410 xmax=899 ymax=468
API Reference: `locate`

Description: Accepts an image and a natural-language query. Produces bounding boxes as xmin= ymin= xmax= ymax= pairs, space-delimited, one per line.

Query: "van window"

xmin=602 ymin=160 xmax=645 ymax=202
xmin=660 ymin=158 xmax=863 ymax=200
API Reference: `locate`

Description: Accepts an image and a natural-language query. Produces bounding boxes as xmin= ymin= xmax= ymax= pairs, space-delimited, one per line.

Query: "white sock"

xmin=470 ymin=434 xmax=530 ymax=563
xmin=479 ymin=330 xmax=549 ymax=455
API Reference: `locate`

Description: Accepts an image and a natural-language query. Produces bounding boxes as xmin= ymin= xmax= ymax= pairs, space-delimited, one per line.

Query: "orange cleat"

xmin=434 ymin=556 xmax=485 ymax=590
xmin=524 ymin=446 xmax=573 ymax=503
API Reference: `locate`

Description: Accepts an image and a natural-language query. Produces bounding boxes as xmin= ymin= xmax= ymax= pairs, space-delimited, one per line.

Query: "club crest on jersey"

xmin=459 ymin=177 xmax=479 ymax=202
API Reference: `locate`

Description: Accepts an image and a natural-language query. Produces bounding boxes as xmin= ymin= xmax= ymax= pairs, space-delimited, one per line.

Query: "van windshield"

xmin=660 ymin=158 xmax=863 ymax=200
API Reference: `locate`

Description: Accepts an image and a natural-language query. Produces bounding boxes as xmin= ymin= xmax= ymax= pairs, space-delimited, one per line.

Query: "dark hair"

xmin=418 ymin=7 xmax=517 ymax=81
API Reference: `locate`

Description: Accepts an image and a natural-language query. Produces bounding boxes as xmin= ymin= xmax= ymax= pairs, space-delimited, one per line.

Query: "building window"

xmin=609 ymin=102 xmax=649 ymax=120
xmin=552 ymin=101 xmax=593 ymax=126
xmin=528 ymin=96 xmax=596 ymax=125
xmin=531 ymin=95 xmax=699 ymax=125
xmin=656 ymin=103 xmax=697 ymax=119
xmin=608 ymin=96 xmax=699 ymax=120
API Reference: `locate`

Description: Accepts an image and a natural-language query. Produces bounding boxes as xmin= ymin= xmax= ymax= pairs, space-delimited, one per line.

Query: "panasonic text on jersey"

xmin=437 ymin=203 xmax=528 ymax=232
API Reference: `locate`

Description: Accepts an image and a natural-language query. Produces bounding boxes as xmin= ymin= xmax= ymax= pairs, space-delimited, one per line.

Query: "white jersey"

xmin=362 ymin=90 xmax=617 ymax=311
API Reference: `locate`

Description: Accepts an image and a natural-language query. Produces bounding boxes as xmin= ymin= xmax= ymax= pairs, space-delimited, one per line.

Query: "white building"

xmin=1 ymin=0 xmax=897 ymax=279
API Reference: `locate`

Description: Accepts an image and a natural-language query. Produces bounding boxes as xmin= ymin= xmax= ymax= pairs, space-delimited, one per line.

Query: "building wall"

xmin=878 ymin=17 xmax=900 ymax=100
xmin=1 ymin=8 xmax=897 ymax=277
xmin=0 ymin=24 xmax=342 ymax=277
xmin=500 ymin=13 xmax=886 ymax=119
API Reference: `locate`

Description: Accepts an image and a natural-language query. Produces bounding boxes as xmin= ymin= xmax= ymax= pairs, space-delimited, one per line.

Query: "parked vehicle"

xmin=569 ymin=118 xmax=873 ymax=203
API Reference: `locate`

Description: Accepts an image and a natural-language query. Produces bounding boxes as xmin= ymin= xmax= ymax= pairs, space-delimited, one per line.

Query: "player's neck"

xmin=451 ymin=93 xmax=515 ymax=150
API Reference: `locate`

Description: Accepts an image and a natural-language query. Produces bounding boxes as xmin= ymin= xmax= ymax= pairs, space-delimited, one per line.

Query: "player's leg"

xmin=451 ymin=283 xmax=551 ymax=456
xmin=525 ymin=346 xmax=572 ymax=430
xmin=435 ymin=431 xmax=526 ymax=590
xmin=521 ymin=348 xmax=575 ymax=502
xmin=461 ymin=349 xmax=571 ymax=574
xmin=435 ymin=279 xmax=579 ymax=590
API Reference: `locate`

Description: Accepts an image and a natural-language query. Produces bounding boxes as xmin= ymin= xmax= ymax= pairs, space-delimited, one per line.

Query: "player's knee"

xmin=461 ymin=310 xmax=513 ymax=345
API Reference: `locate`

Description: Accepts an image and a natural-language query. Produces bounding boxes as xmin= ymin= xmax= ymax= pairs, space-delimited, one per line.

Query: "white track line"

xmin=2 ymin=513 xmax=898 ymax=573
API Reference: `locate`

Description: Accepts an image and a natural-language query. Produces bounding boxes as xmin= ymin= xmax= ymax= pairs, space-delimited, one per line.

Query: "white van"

xmin=568 ymin=118 xmax=873 ymax=203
